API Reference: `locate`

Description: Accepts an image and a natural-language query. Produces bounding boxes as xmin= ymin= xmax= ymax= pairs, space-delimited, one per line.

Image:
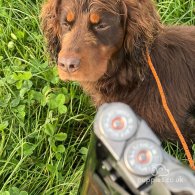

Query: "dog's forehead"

xmin=60 ymin=0 xmax=121 ymax=13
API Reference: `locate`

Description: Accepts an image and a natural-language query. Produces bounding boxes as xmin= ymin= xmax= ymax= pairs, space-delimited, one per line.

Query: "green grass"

xmin=0 ymin=0 xmax=194 ymax=194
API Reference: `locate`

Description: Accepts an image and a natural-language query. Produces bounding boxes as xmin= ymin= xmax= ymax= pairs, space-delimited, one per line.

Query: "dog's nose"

xmin=58 ymin=57 xmax=80 ymax=73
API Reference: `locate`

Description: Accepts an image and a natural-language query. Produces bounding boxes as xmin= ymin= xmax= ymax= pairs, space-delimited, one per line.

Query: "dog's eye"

xmin=62 ymin=21 xmax=72 ymax=30
xmin=94 ymin=23 xmax=110 ymax=31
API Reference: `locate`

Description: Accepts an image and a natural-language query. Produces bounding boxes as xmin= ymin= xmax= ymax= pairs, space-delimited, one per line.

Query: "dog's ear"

xmin=122 ymin=0 xmax=162 ymax=53
xmin=40 ymin=0 xmax=61 ymax=60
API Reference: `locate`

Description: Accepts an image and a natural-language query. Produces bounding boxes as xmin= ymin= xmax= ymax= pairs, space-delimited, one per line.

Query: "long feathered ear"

xmin=122 ymin=0 xmax=162 ymax=54
xmin=40 ymin=0 xmax=61 ymax=60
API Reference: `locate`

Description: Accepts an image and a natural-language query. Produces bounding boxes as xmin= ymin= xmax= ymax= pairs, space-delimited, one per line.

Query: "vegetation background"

xmin=0 ymin=0 xmax=194 ymax=194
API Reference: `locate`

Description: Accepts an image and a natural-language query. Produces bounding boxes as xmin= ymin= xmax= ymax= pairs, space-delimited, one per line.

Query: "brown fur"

xmin=40 ymin=0 xmax=195 ymax=145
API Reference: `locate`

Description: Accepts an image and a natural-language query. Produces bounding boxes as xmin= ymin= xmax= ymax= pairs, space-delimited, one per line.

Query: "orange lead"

xmin=146 ymin=49 xmax=195 ymax=170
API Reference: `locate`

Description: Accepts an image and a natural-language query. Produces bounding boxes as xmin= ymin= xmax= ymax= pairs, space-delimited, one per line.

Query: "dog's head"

xmin=41 ymin=0 xmax=161 ymax=82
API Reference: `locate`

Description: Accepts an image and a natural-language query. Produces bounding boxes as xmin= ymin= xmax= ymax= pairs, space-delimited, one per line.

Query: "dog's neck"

xmin=80 ymin=47 xmax=149 ymax=106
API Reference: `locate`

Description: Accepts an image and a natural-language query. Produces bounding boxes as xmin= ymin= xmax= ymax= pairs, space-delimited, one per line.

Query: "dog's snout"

xmin=58 ymin=57 xmax=81 ymax=73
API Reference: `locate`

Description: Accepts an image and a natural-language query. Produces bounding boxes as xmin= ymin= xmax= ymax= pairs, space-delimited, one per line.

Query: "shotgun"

xmin=79 ymin=103 xmax=195 ymax=195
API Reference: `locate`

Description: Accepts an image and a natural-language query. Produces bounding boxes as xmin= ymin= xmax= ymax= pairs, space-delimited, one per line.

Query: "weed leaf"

xmin=54 ymin=133 xmax=67 ymax=141
xmin=44 ymin=123 xmax=55 ymax=136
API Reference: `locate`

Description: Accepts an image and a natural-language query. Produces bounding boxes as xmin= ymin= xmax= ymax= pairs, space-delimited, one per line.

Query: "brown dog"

xmin=41 ymin=0 xmax=195 ymax=145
